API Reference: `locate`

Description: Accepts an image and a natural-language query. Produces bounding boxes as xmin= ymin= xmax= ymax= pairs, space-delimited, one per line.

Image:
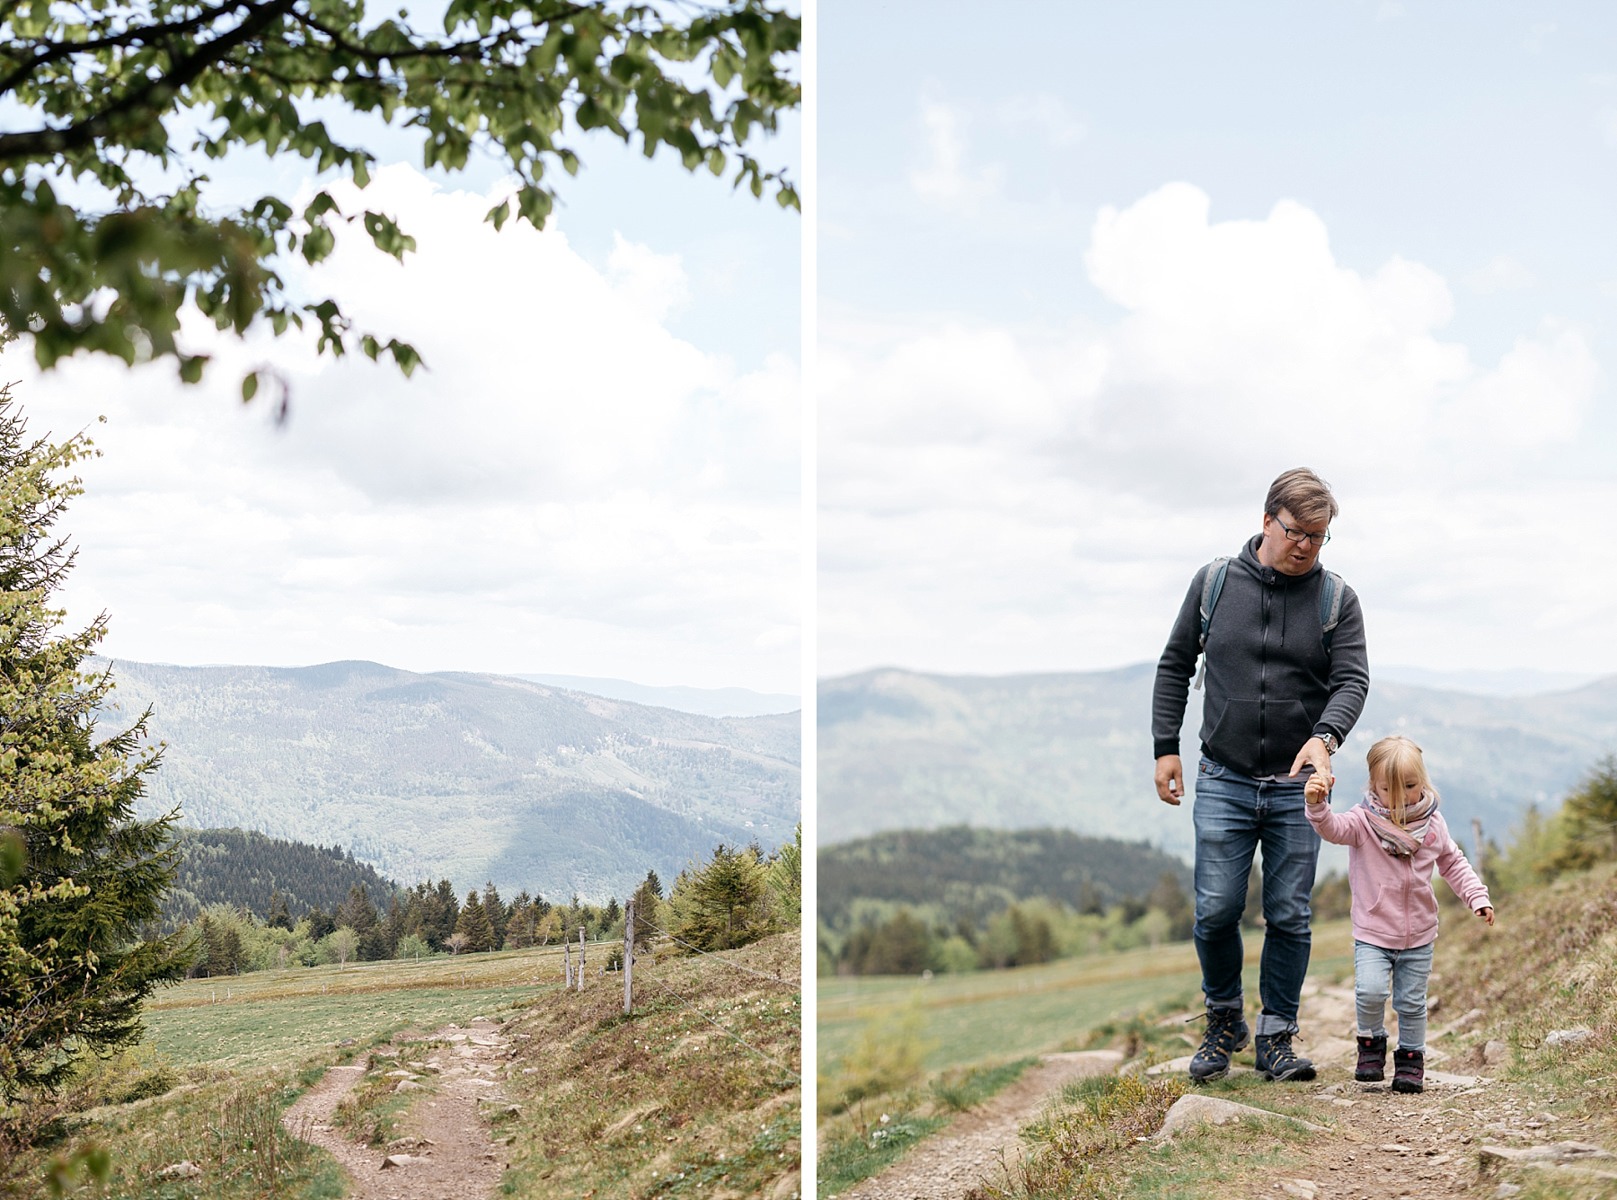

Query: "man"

xmin=1152 ymin=467 xmax=1369 ymax=1083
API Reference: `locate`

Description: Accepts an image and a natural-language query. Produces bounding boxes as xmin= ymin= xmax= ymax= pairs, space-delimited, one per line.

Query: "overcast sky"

xmin=5 ymin=97 xmax=801 ymax=694
xmin=818 ymin=1 xmax=1617 ymax=683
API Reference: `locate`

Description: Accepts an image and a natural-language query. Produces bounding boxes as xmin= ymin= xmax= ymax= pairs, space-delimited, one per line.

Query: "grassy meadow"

xmin=4 ymin=935 xmax=802 ymax=1200
xmin=820 ymin=919 xmax=1356 ymax=1078
xmin=141 ymin=945 xmax=568 ymax=1069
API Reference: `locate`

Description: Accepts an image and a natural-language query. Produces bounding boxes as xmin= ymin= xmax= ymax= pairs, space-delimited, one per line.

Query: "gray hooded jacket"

xmin=1152 ymin=534 xmax=1369 ymax=778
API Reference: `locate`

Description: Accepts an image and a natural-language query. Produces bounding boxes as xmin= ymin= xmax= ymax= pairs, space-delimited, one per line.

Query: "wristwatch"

xmin=1319 ymin=732 xmax=1339 ymax=755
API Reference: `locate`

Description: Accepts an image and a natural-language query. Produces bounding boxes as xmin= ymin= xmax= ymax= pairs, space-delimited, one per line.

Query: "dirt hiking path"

xmin=1197 ymin=979 xmax=1616 ymax=1199
xmin=837 ymin=977 xmax=1616 ymax=1200
xmin=282 ymin=1017 xmax=511 ymax=1200
xmin=835 ymin=1050 xmax=1124 ymax=1200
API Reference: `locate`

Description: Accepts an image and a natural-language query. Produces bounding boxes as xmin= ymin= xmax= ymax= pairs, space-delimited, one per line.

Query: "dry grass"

xmin=498 ymin=931 xmax=802 ymax=1199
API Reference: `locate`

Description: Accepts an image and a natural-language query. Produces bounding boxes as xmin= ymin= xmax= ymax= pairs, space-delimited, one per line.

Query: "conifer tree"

xmin=455 ymin=890 xmax=494 ymax=953
xmin=481 ymin=880 xmax=507 ymax=949
xmin=0 ymin=389 xmax=190 ymax=1100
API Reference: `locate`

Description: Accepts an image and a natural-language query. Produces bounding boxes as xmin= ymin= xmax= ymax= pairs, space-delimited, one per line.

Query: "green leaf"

xmin=240 ymin=371 xmax=260 ymax=403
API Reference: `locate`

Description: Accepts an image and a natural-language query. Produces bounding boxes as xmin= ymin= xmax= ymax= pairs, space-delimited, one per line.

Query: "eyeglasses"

xmin=1271 ymin=513 xmax=1331 ymax=547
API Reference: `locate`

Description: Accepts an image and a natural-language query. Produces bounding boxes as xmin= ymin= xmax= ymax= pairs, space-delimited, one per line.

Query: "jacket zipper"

xmin=1259 ymin=580 xmax=1271 ymax=765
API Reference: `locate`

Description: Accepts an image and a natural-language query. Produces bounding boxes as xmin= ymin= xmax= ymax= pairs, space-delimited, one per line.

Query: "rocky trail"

xmin=281 ymin=1017 xmax=513 ymax=1200
xmin=834 ymin=981 xmax=1616 ymax=1199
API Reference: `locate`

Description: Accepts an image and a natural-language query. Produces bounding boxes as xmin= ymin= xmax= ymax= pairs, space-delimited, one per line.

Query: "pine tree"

xmin=455 ymin=890 xmax=494 ymax=953
xmin=667 ymin=843 xmax=771 ymax=952
xmin=481 ymin=880 xmax=507 ymax=949
xmin=265 ymin=889 xmax=294 ymax=931
xmin=0 ymin=390 xmax=191 ymax=1099
xmin=431 ymin=879 xmax=460 ymax=949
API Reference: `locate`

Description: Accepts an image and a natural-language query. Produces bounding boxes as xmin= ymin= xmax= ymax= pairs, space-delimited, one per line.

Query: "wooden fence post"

xmin=578 ymin=926 xmax=586 ymax=991
xmin=623 ymin=899 xmax=635 ymax=1016
xmin=1472 ymin=817 xmax=1486 ymax=881
xmin=564 ymin=938 xmax=573 ymax=988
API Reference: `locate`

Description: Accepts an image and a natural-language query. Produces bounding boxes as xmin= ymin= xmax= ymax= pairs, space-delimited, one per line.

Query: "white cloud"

xmin=1525 ymin=20 xmax=1557 ymax=52
xmin=821 ymin=183 xmax=1611 ymax=678
xmin=4 ymin=164 xmax=798 ymax=693
xmin=908 ymin=99 xmax=1003 ymax=212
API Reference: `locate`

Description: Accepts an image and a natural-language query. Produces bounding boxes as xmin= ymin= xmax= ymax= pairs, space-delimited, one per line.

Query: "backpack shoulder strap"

xmin=1193 ymin=557 xmax=1232 ymax=690
xmin=1198 ymin=557 xmax=1232 ymax=652
xmin=1319 ymin=570 xmax=1345 ymax=653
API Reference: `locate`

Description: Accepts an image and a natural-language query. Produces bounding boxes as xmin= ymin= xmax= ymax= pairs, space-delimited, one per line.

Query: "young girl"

xmin=1304 ymin=734 xmax=1494 ymax=1093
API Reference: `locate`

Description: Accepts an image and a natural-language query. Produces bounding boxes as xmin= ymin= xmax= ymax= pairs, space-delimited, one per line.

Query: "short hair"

xmin=1265 ymin=467 xmax=1339 ymax=525
xmin=1365 ymin=734 xmax=1437 ymax=824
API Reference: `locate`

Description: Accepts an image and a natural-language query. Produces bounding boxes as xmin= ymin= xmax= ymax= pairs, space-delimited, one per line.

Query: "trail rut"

xmin=281 ymin=1018 xmax=511 ymax=1200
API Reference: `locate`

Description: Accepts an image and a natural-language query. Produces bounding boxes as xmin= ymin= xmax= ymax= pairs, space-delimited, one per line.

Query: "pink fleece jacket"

xmin=1307 ymin=800 xmax=1491 ymax=950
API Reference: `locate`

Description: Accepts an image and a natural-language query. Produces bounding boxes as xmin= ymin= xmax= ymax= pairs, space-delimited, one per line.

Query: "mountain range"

xmin=98 ymin=659 xmax=799 ymax=902
xmin=513 ymin=674 xmax=797 ymax=718
xmin=818 ymin=665 xmax=1617 ymax=865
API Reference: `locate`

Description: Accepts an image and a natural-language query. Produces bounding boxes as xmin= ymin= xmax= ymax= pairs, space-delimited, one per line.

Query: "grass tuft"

xmin=967 ymin=1073 xmax=1186 ymax=1199
xmin=931 ymin=1058 xmax=1037 ymax=1113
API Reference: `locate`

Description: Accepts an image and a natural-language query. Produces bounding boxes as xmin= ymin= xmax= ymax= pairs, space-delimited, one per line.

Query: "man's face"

xmin=1257 ymin=507 xmax=1329 ymax=576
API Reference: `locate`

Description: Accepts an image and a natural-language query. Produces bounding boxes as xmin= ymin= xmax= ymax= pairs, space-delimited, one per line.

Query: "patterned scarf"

xmin=1360 ymin=787 xmax=1439 ymax=858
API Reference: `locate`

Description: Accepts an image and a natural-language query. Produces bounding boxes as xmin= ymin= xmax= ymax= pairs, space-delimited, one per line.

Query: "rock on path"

xmin=835 ymin=1050 xmax=1123 ymax=1200
xmin=281 ymin=1018 xmax=511 ymax=1200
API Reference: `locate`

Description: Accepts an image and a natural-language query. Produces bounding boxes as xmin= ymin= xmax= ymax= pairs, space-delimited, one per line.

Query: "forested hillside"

xmin=162 ymin=828 xmax=402 ymax=925
xmin=818 ymin=826 xmax=1190 ymax=928
xmin=818 ymin=826 xmax=1195 ymax=976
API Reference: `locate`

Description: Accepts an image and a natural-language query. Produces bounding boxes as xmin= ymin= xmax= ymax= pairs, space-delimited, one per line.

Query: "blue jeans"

xmin=1354 ymin=940 xmax=1434 ymax=1051
xmin=1192 ymin=756 xmax=1320 ymax=1035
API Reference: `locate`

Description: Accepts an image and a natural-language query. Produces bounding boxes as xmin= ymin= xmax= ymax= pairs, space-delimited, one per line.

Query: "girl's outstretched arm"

xmin=1433 ymin=815 xmax=1491 ymax=914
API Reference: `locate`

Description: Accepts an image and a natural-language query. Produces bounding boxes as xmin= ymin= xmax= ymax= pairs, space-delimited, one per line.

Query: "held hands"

xmin=1154 ymin=755 xmax=1184 ymax=806
xmin=1477 ymin=906 xmax=1496 ymax=926
xmin=1304 ymin=771 xmax=1333 ymax=806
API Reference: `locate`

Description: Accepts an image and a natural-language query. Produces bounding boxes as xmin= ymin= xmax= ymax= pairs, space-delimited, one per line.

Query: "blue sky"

xmin=6 ymin=63 xmax=801 ymax=694
xmin=818 ymin=0 xmax=1617 ymax=681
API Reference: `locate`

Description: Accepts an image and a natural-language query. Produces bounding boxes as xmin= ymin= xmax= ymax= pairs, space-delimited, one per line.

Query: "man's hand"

xmin=1155 ymin=755 xmax=1185 ymax=806
xmin=1288 ymin=736 xmax=1332 ymax=781
xmin=1477 ymin=906 xmax=1495 ymax=926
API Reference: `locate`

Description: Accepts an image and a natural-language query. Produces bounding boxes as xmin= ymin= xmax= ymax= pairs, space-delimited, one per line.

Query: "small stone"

xmin=380 ymin=1154 xmax=433 ymax=1169
xmin=1545 ymin=1028 xmax=1596 ymax=1048
xmin=1280 ymin=1180 xmax=1318 ymax=1199
xmin=1483 ymin=1040 xmax=1510 ymax=1065
xmin=156 ymin=1161 xmax=202 ymax=1180
xmin=393 ymin=1079 xmax=426 ymax=1093
xmin=1493 ymin=1186 xmax=1521 ymax=1198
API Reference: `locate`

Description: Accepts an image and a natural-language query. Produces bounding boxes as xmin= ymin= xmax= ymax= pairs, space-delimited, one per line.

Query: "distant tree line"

xmin=822 ymin=870 xmax=1196 ymax=977
xmin=818 ymin=825 xmax=1196 ymax=976
xmin=818 ymin=826 xmax=1192 ymax=930
xmin=182 ymin=825 xmax=803 ymax=977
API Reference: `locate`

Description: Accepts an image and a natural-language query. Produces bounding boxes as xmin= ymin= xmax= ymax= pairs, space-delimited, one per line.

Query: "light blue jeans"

xmin=1354 ymin=940 xmax=1434 ymax=1052
xmin=1191 ymin=756 xmax=1320 ymax=1036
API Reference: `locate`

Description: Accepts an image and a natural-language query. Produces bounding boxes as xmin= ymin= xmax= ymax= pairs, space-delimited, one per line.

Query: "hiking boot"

xmin=1254 ymin=1029 xmax=1316 ymax=1081
xmin=1392 ymin=1047 xmax=1425 ymax=1094
xmin=1187 ymin=1006 xmax=1249 ymax=1083
xmin=1354 ymin=1034 xmax=1387 ymax=1082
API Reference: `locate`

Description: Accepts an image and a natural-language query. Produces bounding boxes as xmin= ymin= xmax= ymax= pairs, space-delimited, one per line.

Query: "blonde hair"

xmin=1265 ymin=467 xmax=1339 ymax=525
xmin=1365 ymin=734 xmax=1437 ymax=825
